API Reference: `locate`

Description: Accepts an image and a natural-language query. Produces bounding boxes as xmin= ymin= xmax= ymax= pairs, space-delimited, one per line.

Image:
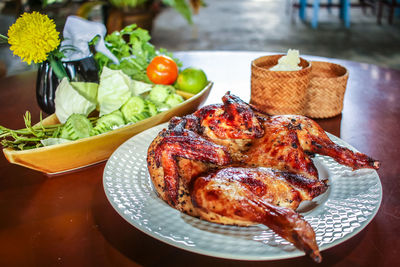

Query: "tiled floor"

xmin=1 ymin=0 xmax=400 ymax=76
xmin=152 ymin=0 xmax=400 ymax=69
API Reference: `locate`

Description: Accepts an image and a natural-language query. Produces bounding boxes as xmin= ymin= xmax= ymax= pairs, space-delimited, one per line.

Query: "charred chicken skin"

xmin=191 ymin=167 xmax=321 ymax=262
xmin=147 ymin=92 xmax=380 ymax=263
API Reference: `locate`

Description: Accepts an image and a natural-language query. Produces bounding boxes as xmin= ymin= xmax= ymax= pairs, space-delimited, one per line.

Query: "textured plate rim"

xmin=103 ymin=123 xmax=382 ymax=261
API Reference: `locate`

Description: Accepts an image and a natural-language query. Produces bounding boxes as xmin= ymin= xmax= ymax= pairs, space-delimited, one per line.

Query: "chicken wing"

xmin=149 ymin=127 xmax=231 ymax=206
xmin=245 ymin=114 xmax=380 ymax=180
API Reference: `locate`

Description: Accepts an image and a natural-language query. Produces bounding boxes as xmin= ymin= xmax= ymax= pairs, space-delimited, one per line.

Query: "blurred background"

xmin=1 ymin=0 xmax=400 ymax=77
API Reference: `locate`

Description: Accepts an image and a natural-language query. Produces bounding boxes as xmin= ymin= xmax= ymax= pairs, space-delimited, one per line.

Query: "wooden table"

xmin=0 ymin=51 xmax=399 ymax=266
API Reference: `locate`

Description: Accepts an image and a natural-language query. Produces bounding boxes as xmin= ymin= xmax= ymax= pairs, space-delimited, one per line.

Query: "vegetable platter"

xmin=3 ymin=83 xmax=212 ymax=175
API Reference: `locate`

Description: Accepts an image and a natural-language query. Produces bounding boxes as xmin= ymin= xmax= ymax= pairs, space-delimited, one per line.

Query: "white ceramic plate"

xmin=103 ymin=123 xmax=382 ymax=261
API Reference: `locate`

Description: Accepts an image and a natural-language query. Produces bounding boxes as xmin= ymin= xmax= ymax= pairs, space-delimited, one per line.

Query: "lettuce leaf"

xmin=55 ymin=78 xmax=97 ymax=123
xmin=131 ymin=80 xmax=152 ymax=95
xmin=97 ymin=67 xmax=133 ymax=116
xmin=70 ymin=82 xmax=98 ymax=103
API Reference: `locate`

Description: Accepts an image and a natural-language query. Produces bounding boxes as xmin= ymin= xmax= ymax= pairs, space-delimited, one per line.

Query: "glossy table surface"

xmin=0 ymin=51 xmax=399 ymax=266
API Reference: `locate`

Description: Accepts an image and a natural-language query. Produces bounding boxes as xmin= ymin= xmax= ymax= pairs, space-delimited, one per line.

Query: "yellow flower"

xmin=8 ymin=12 xmax=60 ymax=65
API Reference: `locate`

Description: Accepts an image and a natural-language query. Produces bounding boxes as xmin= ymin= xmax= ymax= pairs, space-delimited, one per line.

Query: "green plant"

xmin=108 ymin=0 xmax=148 ymax=8
xmin=108 ymin=0 xmax=204 ymax=24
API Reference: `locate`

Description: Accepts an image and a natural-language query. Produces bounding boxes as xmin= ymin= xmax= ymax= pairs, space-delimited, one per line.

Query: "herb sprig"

xmin=0 ymin=112 xmax=96 ymax=150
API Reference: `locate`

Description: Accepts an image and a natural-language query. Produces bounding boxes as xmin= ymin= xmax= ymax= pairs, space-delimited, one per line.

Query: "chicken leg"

xmin=191 ymin=167 xmax=322 ymax=263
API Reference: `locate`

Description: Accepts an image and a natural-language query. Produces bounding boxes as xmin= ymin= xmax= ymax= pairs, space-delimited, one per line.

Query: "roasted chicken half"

xmin=147 ymin=92 xmax=380 ymax=262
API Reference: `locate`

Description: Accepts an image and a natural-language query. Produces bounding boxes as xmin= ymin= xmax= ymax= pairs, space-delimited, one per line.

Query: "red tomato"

xmin=146 ymin=55 xmax=178 ymax=85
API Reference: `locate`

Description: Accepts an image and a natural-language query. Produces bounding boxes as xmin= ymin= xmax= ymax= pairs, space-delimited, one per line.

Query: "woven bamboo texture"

xmin=305 ymin=61 xmax=349 ymax=118
xmin=250 ymin=55 xmax=312 ymax=115
xmin=250 ymin=55 xmax=348 ymax=118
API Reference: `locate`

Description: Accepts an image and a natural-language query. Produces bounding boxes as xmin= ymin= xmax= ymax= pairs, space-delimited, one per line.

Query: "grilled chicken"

xmin=150 ymin=127 xmax=231 ymax=206
xmin=191 ymin=167 xmax=322 ymax=263
xmin=146 ymin=92 xmax=380 ymax=262
xmin=245 ymin=114 xmax=380 ymax=179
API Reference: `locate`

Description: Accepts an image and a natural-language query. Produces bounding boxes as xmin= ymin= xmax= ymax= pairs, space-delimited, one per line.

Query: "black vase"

xmin=36 ymin=56 xmax=99 ymax=114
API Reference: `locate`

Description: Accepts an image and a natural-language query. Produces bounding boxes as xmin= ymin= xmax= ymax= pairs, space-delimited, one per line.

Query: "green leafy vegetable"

xmin=94 ymin=24 xmax=181 ymax=82
xmin=55 ymin=78 xmax=97 ymax=123
xmin=131 ymin=79 xmax=153 ymax=96
xmin=97 ymin=67 xmax=133 ymax=116
xmin=1 ymin=24 xmax=205 ymax=151
xmin=70 ymin=81 xmax=98 ymax=104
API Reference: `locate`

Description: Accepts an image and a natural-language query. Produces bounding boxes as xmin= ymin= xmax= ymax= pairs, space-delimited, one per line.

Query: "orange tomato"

xmin=146 ymin=55 xmax=178 ymax=85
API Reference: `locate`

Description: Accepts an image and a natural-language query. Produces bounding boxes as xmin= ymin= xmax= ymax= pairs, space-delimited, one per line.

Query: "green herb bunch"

xmin=0 ymin=112 xmax=97 ymax=150
xmin=0 ymin=112 xmax=61 ymax=150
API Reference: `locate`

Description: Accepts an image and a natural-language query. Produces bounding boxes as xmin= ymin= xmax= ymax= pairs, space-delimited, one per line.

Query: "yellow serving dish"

xmin=3 ymin=82 xmax=212 ymax=175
